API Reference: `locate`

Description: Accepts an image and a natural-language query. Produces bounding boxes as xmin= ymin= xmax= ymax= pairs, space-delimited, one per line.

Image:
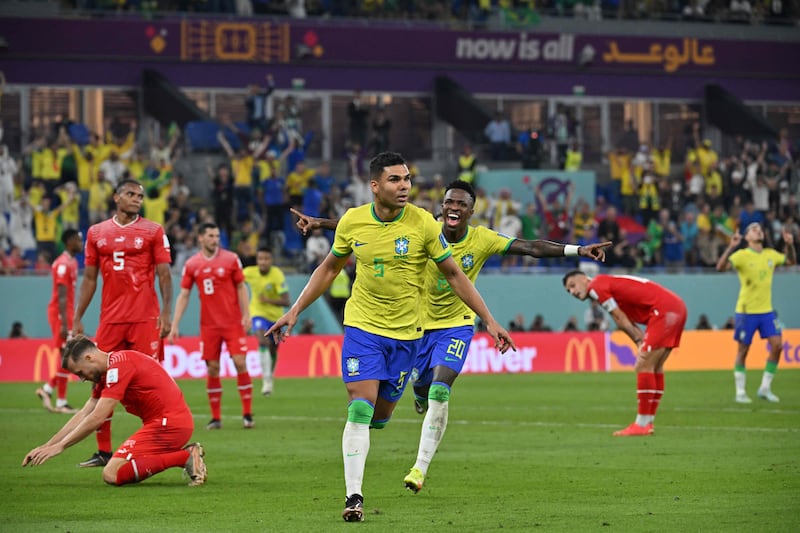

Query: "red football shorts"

xmin=200 ymin=325 xmax=249 ymax=361
xmin=48 ymin=311 xmax=68 ymax=349
xmin=642 ymin=300 xmax=688 ymax=351
xmin=96 ymin=319 xmax=160 ymax=358
xmin=112 ymin=419 xmax=194 ymax=460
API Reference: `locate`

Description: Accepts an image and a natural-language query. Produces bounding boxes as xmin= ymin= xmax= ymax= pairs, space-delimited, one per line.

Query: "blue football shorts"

xmin=251 ymin=316 xmax=276 ymax=333
xmin=341 ymin=326 xmax=420 ymax=403
xmin=414 ymin=325 xmax=474 ymax=387
xmin=734 ymin=311 xmax=781 ymax=346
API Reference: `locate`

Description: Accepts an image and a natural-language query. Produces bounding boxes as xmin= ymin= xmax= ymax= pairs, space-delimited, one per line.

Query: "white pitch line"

xmin=5 ymin=408 xmax=797 ymax=434
xmin=201 ymin=413 xmax=799 ymax=433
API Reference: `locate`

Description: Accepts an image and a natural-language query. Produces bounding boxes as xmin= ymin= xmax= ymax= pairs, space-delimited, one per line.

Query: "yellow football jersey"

xmin=729 ymin=247 xmax=785 ymax=314
xmin=332 ymin=203 xmax=451 ymax=339
xmin=242 ymin=265 xmax=289 ymax=322
xmin=424 ymin=225 xmax=514 ymax=329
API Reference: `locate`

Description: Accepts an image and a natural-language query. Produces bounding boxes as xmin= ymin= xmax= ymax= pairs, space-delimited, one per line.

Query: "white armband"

xmin=564 ymin=244 xmax=580 ymax=257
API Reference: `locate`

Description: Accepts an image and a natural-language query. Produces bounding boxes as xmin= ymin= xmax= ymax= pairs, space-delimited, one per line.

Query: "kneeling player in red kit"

xmin=23 ymin=335 xmax=207 ymax=486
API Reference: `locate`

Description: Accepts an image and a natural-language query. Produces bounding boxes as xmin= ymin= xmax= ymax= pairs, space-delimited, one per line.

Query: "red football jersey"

xmin=587 ymin=274 xmax=684 ymax=325
xmin=48 ymin=251 xmax=78 ymax=325
xmin=92 ymin=350 xmax=192 ymax=424
xmin=84 ymin=216 xmax=171 ymax=324
xmin=180 ymin=248 xmax=245 ymax=328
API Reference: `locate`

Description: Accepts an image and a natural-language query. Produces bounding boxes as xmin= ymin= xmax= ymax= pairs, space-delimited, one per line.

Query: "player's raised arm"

xmin=716 ymin=231 xmax=742 ymax=272
xmin=781 ymin=226 xmax=796 ymax=266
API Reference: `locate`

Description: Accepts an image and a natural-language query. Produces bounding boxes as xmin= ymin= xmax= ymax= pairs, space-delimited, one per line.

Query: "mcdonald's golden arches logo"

xmin=308 ymin=340 xmax=342 ymax=378
xmin=34 ymin=344 xmax=61 ymax=382
xmin=565 ymin=337 xmax=600 ymax=372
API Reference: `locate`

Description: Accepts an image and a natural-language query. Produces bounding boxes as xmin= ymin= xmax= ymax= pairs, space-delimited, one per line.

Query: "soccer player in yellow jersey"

xmin=292 ymin=180 xmax=610 ymax=495
xmin=716 ymin=222 xmax=795 ymax=403
xmin=403 ymin=181 xmax=609 ymax=493
xmin=242 ymin=248 xmax=290 ymax=396
xmin=266 ymin=152 xmax=515 ymax=523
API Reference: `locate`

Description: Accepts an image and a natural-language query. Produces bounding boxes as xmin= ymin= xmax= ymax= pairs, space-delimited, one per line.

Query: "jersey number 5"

xmin=113 ymin=251 xmax=125 ymax=271
xmin=373 ymin=258 xmax=385 ymax=278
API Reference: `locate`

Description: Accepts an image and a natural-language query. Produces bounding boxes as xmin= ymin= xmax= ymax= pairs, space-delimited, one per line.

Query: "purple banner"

xmin=0 ymin=17 xmax=797 ymax=100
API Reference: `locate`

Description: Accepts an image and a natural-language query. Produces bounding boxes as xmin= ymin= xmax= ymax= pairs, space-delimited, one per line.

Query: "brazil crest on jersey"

xmin=332 ymin=203 xmax=451 ymax=339
xmin=424 ymin=225 xmax=515 ymax=329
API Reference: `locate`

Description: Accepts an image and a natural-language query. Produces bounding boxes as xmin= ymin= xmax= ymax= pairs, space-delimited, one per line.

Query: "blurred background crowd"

xmin=0 ymin=0 xmax=798 ymax=334
xmin=63 ymin=0 xmax=800 ymax=26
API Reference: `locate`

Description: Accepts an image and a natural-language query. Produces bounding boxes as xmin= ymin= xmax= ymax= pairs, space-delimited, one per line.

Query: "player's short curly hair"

xmin=369 ymin=151 xmax=406 ymax=181
xmin=445 ymin=180 xmax=476 ymax=204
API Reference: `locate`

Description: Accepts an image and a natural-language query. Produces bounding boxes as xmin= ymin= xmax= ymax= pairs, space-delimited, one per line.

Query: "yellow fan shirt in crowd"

xmin=57 ymin=190 xmax=80 ymax=229
xmin=285 ymin=166 xmax=316 ymax=197
xmin=71 ymin=145 xmax=98 ymax=190
xmin=34 ymin=207 xmax=58 ymax=242
xmin=232 ymin=155 xmax=255 ymax=188
xmin=88 ymin=180 xmax=114 ymax=212
xmin=651 ymin=148 xmax=671 ymax=177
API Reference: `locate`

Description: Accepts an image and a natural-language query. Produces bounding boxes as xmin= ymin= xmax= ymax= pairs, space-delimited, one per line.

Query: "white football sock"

xmin=413 ymin=400 xmax=449 ymax=475
xmin=260 ymin=350 xmax=272 ymax=380
xmin=759 ymin=371 xmax=775 ymax=391
xmin=342 ymin=421 xmax=370 ymax=497
xmin=734 ymin=371 xmax=746 ymax=394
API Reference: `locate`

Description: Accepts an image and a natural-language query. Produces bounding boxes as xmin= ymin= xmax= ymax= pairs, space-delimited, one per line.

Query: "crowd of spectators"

xmin=2 ymin=101 xmax=799 ymax=278
xmin=2 ymin=79 xmax=799 ymax=329
xmin=64 ymin=0 xmax=800 ymax=25
xmin=597 ymin=121 xmax=800 ymax=271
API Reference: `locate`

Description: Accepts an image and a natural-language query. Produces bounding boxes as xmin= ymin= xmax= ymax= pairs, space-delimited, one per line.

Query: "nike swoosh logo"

xmin=354 ymin=242 xmax=368 ymax=247
xmin=444 ymin=357 xmax=459 ymax=362
xmin=390 ymin=390 xmax=402 ymax=397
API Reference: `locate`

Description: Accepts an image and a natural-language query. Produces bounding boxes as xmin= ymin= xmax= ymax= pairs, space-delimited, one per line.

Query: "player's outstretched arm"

xmin=781 ymin=227 xmax=796 ymax=266
xmin=24 ymin=398 xmax=118 ymax=466
xmin=436 ymin=256 xmax=516 ymax=354
xmin=508 ymin=239 xmax=612 ymax=262
xmin=23 ymin=395 xmax=98 ymax=466
xmin=716 ymin=231 xmax=741 ymax=272
xmin=290 ymin=207 xmax=339 ymax=236
xmin=265 ymin=252 xmax=349 ymax=343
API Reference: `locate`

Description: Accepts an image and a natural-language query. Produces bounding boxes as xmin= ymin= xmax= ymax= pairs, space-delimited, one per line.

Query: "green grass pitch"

xmin=1 ymin=370 xmax=798 ymax=532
